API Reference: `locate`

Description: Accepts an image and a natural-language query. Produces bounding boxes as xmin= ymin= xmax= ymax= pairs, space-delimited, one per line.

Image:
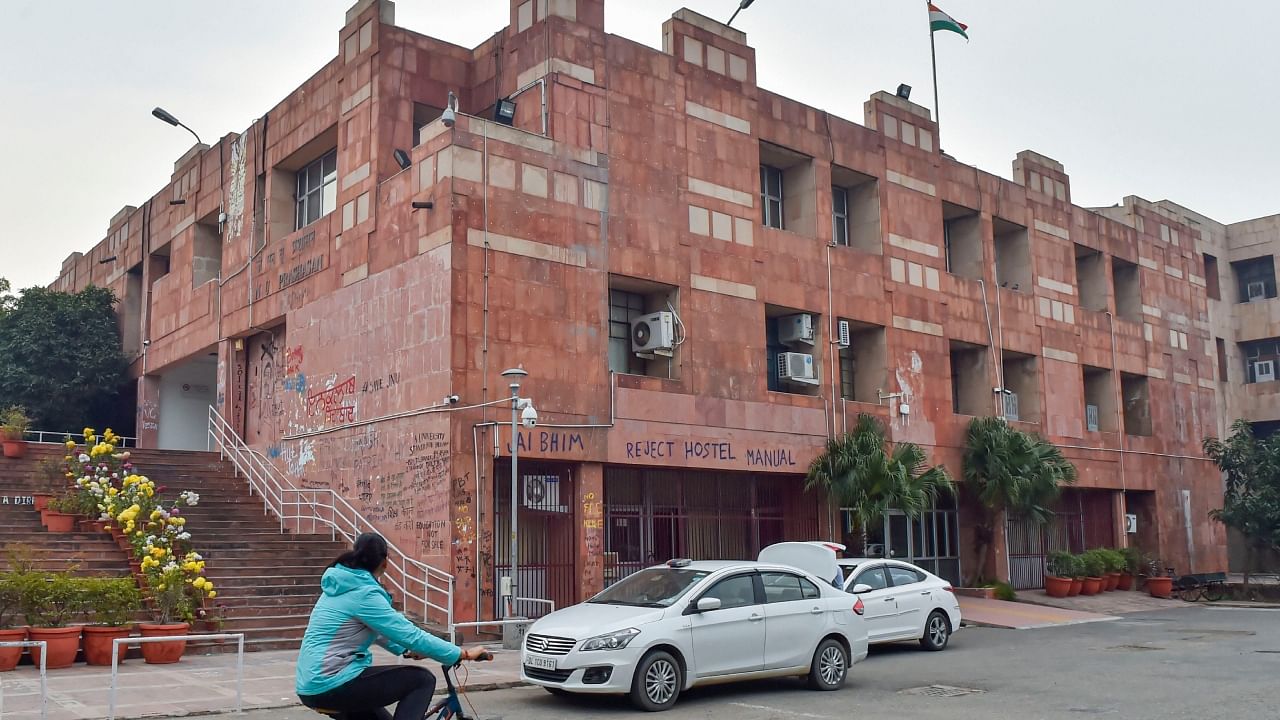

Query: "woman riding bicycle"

xmin=296 ymin=533 xmax=487 ymax=720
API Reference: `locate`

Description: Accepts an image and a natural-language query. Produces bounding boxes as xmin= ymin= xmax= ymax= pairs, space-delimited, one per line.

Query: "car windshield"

xmin=588 ymin=568 xmax=709 ymax=607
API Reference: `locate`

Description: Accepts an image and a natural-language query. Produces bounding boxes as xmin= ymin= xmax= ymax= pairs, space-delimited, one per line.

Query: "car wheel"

xmin=806 ymin=638 xmax=848 ymax=691
xmin=920 ymin=610 xmax=951 ymax=651
xmin=630 ymin=650 xmax=682 ymax=712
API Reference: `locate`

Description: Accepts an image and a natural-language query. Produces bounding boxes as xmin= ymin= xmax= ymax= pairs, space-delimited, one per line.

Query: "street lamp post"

xmin=501 ymin=368 xmax=529 ymax=619
xmin=151 ymin=107 xmax=203 ymax=146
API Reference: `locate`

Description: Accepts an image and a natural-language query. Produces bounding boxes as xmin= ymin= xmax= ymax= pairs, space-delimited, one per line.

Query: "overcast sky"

xmin=1 ymin=0 xmax=1276 ymax=290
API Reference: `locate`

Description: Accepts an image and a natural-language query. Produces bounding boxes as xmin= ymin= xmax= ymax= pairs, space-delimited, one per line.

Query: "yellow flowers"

xmin=192 ymin=577 xmax=215 ymax=594
xmin=65 ymin=440 xmax=76 ymax=450
xmin=207 ymin=591 xmax=217 ymax=599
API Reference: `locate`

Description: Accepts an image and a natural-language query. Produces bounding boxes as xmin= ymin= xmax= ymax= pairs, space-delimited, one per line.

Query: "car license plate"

xmin=525 ymin=654 xmax=557 ymax=671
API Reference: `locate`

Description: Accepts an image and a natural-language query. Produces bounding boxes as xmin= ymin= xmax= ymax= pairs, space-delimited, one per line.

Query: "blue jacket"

xmin=296 ymin=565 xmax=461 ymax=696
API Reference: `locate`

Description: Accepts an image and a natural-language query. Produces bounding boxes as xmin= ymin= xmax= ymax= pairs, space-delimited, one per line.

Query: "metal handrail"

xmin=23 ymin=430 xmax=137 ymax=448
xmin=207 ymin=406 xmax=454 ymax=631
xmin=108 ymin=633 xmax=245 ymax=720
xmin=0 ymin=640 xmax=47 ymax=720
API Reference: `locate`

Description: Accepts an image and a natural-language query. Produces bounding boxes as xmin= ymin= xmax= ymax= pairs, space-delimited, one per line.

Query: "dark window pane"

xmin=703 ymin=574 xmax=756 ymax=609
xmin=854 ymin=567 xmax=889 ymax=591
xmin=760 ymin=572 xmax=804 ymax=603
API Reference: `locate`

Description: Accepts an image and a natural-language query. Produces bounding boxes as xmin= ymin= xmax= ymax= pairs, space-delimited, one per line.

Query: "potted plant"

xmin=1045 ymin=551 xmax=1074 ymax=598
xmin=32 ymin=460 xmax=65 ymax=512
xmin=1067 ymin=554 xmax=1084 ymax=596
xmin=0 ymin=407 xmax=30 ymax=459
xmin=139 ymin=567 xmax=194 ymax=664
xmin=0 ymin=572 xmax=27 ymax=671
xmin=1118 ymin=546 xmax=1140 ymax=591
xmin=1146 ymin=556 xmax=1173 ymax=598
xmin=82 ymin=578 xmax=141 ymax=666
xmin=18 ymin=573 xmax=85 ymax=669
xmin=1101 ymin=549 xmax=1124 ymax=591
xmin=1079 ymin=550 xmax=1106 ymax=595
xmin=39 ymin=494 xmax=79 ymax=533
xmin=195 ymin=603 xmax=227 ymax=640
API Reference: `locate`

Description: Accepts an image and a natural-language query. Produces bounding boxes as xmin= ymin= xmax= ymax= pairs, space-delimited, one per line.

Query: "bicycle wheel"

xmin=1204 ymin=584 xmax=1226 ymax=602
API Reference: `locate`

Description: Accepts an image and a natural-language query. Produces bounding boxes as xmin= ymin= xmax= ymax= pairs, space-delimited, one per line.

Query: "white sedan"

xmin=521 ymin=559 xmax=870 ymax=712
xmin=837 ymin=558 xmax=962 ymax=651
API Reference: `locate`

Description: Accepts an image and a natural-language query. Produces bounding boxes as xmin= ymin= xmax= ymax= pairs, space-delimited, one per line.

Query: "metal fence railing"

xmin=207 ymin=407 xmax=454 ymax=631
xmin=108 ymin=634 xmax=245 ymax=720
xmin=24 ymin=430 xmax=138 ymax=448
xmin=0 ymin=641 xmax=47 ymax=720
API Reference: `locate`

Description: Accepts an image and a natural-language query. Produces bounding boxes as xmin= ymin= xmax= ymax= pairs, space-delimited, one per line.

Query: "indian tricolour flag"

xmin=928 ymin=2 xmax=968 ymax=39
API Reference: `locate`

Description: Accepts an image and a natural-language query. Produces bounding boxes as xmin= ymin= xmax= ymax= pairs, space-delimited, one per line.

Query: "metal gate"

xmin=493 ymin=461 xmax=575 ymax=619
xmin=1006 ymin=510 xmax=1085 ymax=590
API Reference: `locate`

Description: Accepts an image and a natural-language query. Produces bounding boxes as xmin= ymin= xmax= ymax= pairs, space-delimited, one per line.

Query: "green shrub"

xmin=1047 ymin=551 xmax=1074 ymax=578
xmin=1079 ymin=550 xmax=1106 ymax=578
xmin=991 ymin=581 xmax=1017 ymax=602
xmin=84 ymin=577 xmax=141 ymax=627
xmin=0 ymin=573 xmax=22 ymax=628
xmin=1121 ymin=546 xmax=1142 ymax=575
xmin=16 ymin=573 xmax=86 ymax=628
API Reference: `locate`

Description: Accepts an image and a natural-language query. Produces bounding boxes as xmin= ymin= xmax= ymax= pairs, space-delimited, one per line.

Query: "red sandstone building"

xmin=53 ymin=0 xmax=1231 ymax=624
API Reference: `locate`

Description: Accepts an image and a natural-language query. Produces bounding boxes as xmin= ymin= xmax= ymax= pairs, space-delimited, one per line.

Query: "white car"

xmin=521 ymin=559 xmax=870 ymax=712
xmin=837 ymin=558 xmax=962 ymax=651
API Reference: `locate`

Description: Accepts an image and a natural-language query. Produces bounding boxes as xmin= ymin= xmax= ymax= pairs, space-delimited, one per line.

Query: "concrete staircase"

xmin=1 ymin=444 xmax=349 ymax=652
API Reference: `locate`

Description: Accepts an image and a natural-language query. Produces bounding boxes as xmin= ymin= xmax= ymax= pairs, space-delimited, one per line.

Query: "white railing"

xmin=207 ymin=407 xmax=454 ymax=632
xmin=0 ymin=641 xmax=47 ymax=720
xmin=108 ymin=633 xmax=245 ymax=720
xmin=23 ymin=430 xmax=137 ymax=448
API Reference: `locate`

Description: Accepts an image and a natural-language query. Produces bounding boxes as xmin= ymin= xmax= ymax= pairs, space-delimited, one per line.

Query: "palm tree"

xmin=806 ymin=414 xmax=953 ymax=552
xmin=963 ymin=416 xmax=1078 ymax=585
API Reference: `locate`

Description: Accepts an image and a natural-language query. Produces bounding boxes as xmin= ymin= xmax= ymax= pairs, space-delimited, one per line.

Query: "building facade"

xmin=54 ymin=0 xmax=1255 ymax=624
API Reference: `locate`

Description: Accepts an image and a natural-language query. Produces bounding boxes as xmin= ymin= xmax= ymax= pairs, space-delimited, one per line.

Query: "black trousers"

xmin=299 ymin=666 xmax=437 ymax=720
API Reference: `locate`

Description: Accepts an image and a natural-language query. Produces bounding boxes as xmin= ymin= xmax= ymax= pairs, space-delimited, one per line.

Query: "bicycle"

xmin=310 ymin=651 xmax=495 ymax=720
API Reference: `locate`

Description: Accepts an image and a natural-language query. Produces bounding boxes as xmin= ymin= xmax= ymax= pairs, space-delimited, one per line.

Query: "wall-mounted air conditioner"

xmin=1085 ymin=404 xmax=1100 ymax=432
xmin=1255 ymin=359 xmax=1276 ymax=383
xmin=630 ymin=311 xmax=676 ymax=357
xmin=836 ymin=319 xmax=851 ymax=349
xmin=777 ymin=352 xmax=819 ymax=386
xmin=1002 ymin=392 xmax=1020 ymax=422
xmin=523 ymin=474 xmax=565 ymax=512
xmin=1247 ymin=281 xmax=1267 ymax=302
xmin=779 ymin=313 xmax=816 ymax=347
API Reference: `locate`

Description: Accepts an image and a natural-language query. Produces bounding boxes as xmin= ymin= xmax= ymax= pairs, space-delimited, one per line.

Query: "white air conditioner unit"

xmin=778 ymin=313 xmax=816 ymax=347
xmin=630 ymin=311 xmax=676 ymax=357
xmin=1002 ymin=392 xmax=1020 ymax=421
xmin=523 ymin=474 xmax=564 ymax=511
xmin=1247 ymin=281 xmax=1267 ymax=302
xmin=836 ymin=319 xmax=852 ymax=349
xmin=1255 ymin=359 xmax=1276 ymax=383
xmin=777 ymin=352 xmax=819 ymax=386
xmin=1085 ymin=404 xmax=1100 ymax=432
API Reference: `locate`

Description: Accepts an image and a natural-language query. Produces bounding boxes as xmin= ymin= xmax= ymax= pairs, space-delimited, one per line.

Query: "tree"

xmin=1203 ymin=420 xmax=1280 ymax=590
xmin=0 ymin=278 xmax=13 ymax=315
xmin=962 ymin=416 xmax=1078 ymax=585
xmin=806 ymin=414 xmax=953 ymax=552
xmin=0 ymin=285 xmax=128 ymax=431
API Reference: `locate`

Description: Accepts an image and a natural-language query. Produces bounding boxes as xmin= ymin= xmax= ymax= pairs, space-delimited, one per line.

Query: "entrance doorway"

xmin=493 ymin=461 xmax=576 ymax=619
xmin=156 ymin=352 xmax=218 ymax=450
xmin=843 ymin=495 xmax=962 ymax=585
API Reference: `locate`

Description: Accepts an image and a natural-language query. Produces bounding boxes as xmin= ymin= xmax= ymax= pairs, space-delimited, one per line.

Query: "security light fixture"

xmin=494 ymin=99 xmax=517 ymax=126
xmin=393 ymin=149 xmax=412 ymax=170
xmin=727 ymin=0 xmax=756 ymax=26
xmin=442 ymin=91 xmax=458 ymax=128
xmin=151 ymin=106 xmax=202 ymax=145
xmin=896 ymin=83 xmax=912 ymax=100
xmin=411 ymin=200 xmax=434 ymax=210
xmin=169 ymin=199 xmax=186 ymax=206
xmin=98 ymin=256 xmax=117 ymax=264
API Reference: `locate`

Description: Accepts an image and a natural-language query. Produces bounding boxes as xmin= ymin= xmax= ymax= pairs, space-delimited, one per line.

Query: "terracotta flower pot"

xmin=0 ymin=628 xmax=27 ymax=671
xmin=1068 ymin=578 xmax=1083 ymax=596
xmin=1105 ymin=572 xmax=1121 ymax=591
xmin=1081 ymin=577 xmax=1104 ymax=595
xmin=42 ymin=512 xmax=77 ymax=533
xmin=1147 ymin=576 xmax=1173 ymax=599
xmin=33 ymin=494 xmax=53 ymax=511
xmin=1117 ymin=573 xmax=1134 ymax=591
xmin=1044 ymin=575 xmax=1072 ymax=598
xmin=83 ymin=626 xmax=133 ymax=666
xmin=28 ymin=626 xmax=82 ymax=669
xmin=139 ymin=623 xmax=189 ymax=664
xmin=2 ymin=440 xmax=27 ymax=459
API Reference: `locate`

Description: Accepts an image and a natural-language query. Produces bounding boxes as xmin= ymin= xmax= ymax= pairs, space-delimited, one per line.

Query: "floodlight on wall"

xmin=393 ymin=149 xmax=412 ymax=171
xmin=727 ymin=0 xmax=756 ymax=26
xmin=896 ymin=84 xmax=912 ymax=100
xmin=168 ymin=199 xmax=186 ymax=206
xmin=494 ymin=99 xmax=517 ymax=126
xmin=411 ymin=200 xmax=434 ymax=210
xmin=98 ymin=256 xmax=118 ymax=264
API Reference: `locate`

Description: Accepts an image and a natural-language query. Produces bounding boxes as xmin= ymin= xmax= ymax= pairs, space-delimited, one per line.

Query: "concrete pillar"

xmin=577 ymin=462 xmax=604 ymax=602
xmin=1112 ymin=490 xmax=1128 ymax=549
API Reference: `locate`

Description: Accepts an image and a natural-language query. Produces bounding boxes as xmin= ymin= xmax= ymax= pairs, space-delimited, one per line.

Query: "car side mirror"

xmin=851 ymin=583 xmax=873 ymax=595
xmin=695 ymin=597 xmax=722 ymax=612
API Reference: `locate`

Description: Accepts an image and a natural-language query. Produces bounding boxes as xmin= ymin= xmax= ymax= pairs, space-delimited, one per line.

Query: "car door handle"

xmin=749 ymin=613 xmax=764 ymax=622
xmin=810 ymin=607 xmax=824 ymax=614
xmin=884 ymin=598 xmax=896 ymax=602
xmin=920 ymin=591 xmax=932 ymax=596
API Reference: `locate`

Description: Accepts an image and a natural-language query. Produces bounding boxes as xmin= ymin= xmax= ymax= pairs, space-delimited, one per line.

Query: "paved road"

xmin=250 ymin=606 xmax=1279 ymax=720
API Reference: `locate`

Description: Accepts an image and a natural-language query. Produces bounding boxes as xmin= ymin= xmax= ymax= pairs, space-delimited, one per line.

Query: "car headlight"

xmin=580 ymin=628 xmax=641 ymax=652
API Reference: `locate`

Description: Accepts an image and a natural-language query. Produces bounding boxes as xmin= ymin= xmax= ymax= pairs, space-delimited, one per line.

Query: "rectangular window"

xmin=1216 ymin=337 xmax=1228 ymax=382
xmin=994 ymin=217 xmax=1031 ymax=291
xmin=1232 ymin=256 xmax=1277 ymax=303
xmin=295 ymin=150 xmax=338 ymax=230
xmin=761 ymin=165 xmax=784 ymax=229
xmin=1112 ymin=257 xmax=1142 ymax=322
xmin=1082 ymin=365 xmax=1115 ymax=432
xmin=838 ymin=320 xmax=887 ymax=403
xmin=839 ymin=351 xmax=855 ymax=400
xmin=942 ymin=202 xmax=981 ymax=280
xmin=949 ymin=341 xmax=988 ymax=416
xmin=1242 ymin=338 xmax=1280 ymax=384
xmin=608 ymin=289 xmax=647 ymax=375
xmin=1075 ymin=244 xmax=1108 ymax=312
xmin=831 ymin=186 xmax=849 ymax=246
xmin=1001 ymin=350 xmax=1040 ymax=424
xmin=1204 ymin=253 xmax=1221 ymax=301
xmin=1121 ymin=373 xmax=1153 ymax=436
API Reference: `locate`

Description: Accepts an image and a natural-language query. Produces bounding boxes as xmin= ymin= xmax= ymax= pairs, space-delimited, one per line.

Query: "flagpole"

xmin=929 ymin=12 xmax=941 ymax=147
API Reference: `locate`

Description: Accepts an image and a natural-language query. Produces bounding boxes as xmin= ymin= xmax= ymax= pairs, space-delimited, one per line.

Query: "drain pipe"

xmin=977 ymin=280 xmax=1000 ymax=415
xmin=826 ymin=243 xmax=838 ymax=438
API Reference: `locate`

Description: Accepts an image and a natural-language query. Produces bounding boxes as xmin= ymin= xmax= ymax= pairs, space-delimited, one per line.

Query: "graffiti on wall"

xmin=138 ymin=400 xmax=159 ymax=432
xmin=227 ymin=134 xmax=247 ymax=239
xmin=306 ymin=376 xmax=357 ymax=424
